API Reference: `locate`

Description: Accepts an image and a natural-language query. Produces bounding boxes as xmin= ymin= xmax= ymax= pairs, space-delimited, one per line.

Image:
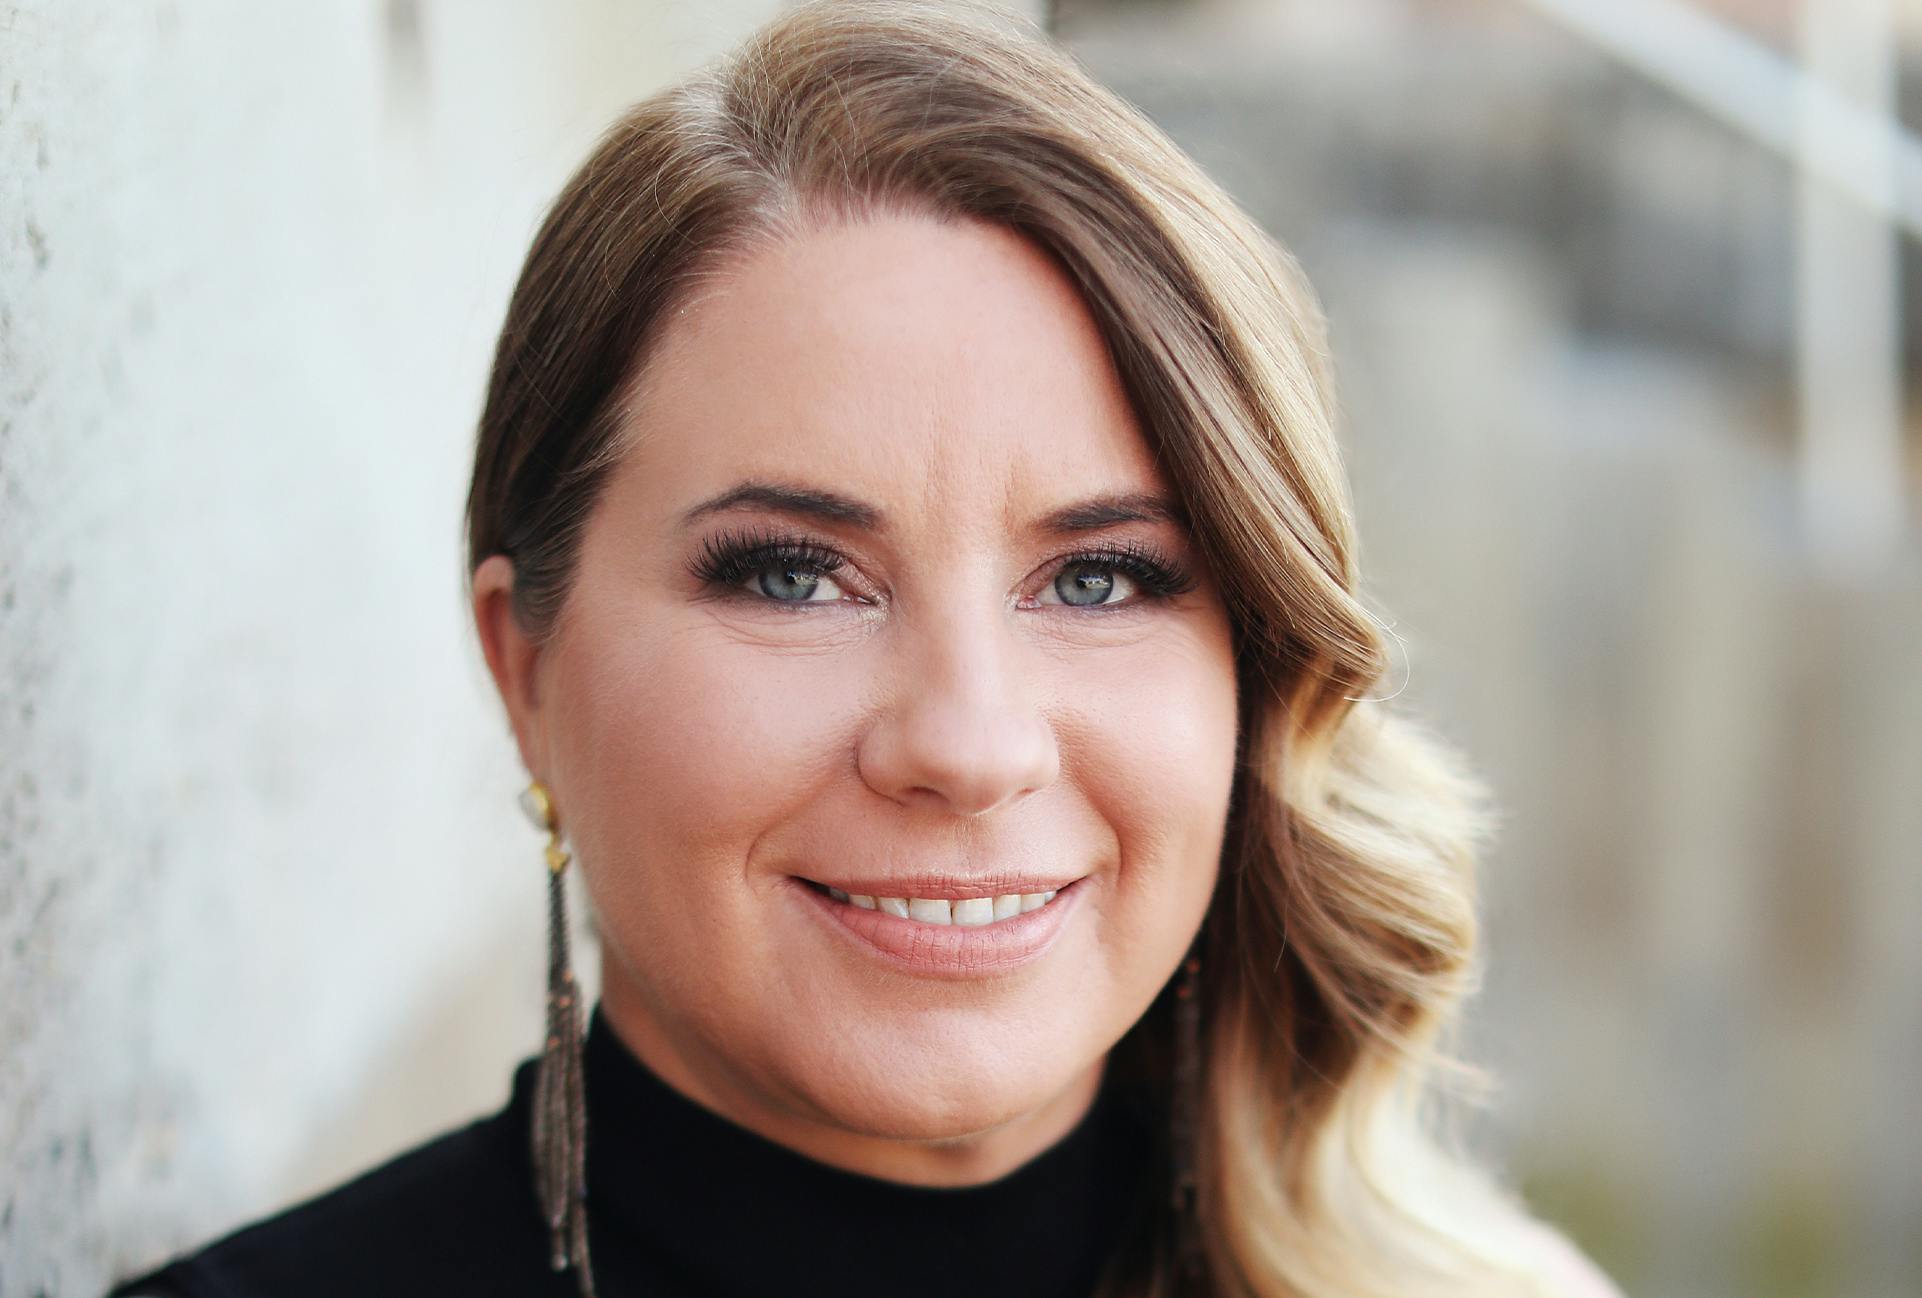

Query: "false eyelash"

xmin=687 ymin=526 xmax=1198 ymax=607
xmin=1052 ymin=538 xmax=1198 ymax=602
xmin=689 ymin=525 xmax=849 ymax=591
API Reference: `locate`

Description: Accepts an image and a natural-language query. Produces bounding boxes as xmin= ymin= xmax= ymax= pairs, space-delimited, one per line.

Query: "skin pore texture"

xmin=473 ymin=211 xmax=1239 ymax=1188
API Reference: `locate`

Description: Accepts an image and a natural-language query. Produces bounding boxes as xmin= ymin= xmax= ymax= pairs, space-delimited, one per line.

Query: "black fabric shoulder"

xmin=106 ymin=1012 xmax=1159 ymax=1298
xmin=103 ymin=1062 xmax=567 ymax=1298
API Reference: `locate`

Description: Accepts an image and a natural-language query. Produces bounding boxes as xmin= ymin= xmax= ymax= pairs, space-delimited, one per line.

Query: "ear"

xmin=471 ymin=554 xmax=548 ymax=781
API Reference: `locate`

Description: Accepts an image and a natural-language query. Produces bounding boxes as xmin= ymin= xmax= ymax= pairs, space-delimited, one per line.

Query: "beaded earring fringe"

xmin=522 ymin=783 xmax=598 ymax=1298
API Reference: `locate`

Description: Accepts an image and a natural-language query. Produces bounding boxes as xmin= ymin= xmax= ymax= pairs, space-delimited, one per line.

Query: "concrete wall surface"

xmin=0 ymin=2 xmax=786 ymax=1293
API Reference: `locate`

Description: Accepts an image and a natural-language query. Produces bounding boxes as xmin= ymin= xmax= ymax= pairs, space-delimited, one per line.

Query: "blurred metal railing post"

xmin=1794 ymin=0 xmax=1904 ymax=578
xmin=1517 ymin=0 xmax=1912 ymax=575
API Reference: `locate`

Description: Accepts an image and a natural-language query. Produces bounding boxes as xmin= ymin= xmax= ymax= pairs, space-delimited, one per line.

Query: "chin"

xmin=790 ymin=1016 xmax=1096 ymax=1142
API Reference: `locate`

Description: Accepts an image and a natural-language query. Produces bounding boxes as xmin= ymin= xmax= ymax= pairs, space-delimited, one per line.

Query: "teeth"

xmin=952 ymin=897 xmax=994 ymax=927
xmin=831 ymin=887 xmax=1062 ymax=925
xmin=906 ymin=897 xmax=951 ymax=924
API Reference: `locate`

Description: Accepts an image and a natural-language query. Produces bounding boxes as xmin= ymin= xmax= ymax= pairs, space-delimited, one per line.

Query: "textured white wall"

xmin=0 ymin=2 xmax=789 ymax=1293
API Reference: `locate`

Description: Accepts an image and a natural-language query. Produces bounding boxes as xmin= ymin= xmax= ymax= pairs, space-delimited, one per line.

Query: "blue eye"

xmin=1041 ymin=545 xmax=1195 ymax=608
xmin=1055 ymin=561 xmax=1120 ymax=607
xmin=688 ymin=527 xmax=1196 ymax=610
xmin=691 ymin=528 xmax=850 ymax=605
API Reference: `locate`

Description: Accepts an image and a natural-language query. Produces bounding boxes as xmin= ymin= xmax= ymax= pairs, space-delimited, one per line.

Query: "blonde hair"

xmin=466 ymin=3 xmax=1587 ymax=1294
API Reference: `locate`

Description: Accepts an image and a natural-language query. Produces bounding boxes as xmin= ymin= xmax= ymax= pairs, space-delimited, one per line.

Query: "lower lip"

xmin=788 ymin=878 xmax=1083 ymax=979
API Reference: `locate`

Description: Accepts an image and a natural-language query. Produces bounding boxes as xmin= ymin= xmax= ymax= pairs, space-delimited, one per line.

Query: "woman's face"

xmin=477 ymin=211 xmax=1238 ymax=1185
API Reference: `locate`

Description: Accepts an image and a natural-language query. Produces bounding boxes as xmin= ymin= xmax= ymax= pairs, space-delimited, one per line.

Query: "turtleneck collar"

xmin=540 ymin=1004 xmax=1157 ymax=1298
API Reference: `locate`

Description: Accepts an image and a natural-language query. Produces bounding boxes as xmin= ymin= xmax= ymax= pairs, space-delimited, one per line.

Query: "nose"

xmin=856 ymin=602 xmax=1061 ymax=818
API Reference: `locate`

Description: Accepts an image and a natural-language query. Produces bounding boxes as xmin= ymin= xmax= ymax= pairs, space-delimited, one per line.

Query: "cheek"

xmin=1069 ymin=629 xmax=1238 ymax=953
xmin=546 ymin=615 xmax=878 ymax=1048
xmin=550 ymin=617 xmax=862 ymax=895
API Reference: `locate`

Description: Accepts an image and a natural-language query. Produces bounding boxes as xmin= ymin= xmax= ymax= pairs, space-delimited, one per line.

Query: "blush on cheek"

xmin=555 ymin=620 xmax=870 ymax=891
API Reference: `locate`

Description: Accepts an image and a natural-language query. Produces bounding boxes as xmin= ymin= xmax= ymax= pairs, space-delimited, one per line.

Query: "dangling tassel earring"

xmin=519 ymin=781 xmax=598 ymax=1298
xmin=1170 ymin=938 xmax=1205 ymax=1290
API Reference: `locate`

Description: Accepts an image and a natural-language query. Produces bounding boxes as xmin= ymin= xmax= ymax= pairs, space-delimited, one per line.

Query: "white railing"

xmin=1519 ymin=0 xmax=1911 ymax=574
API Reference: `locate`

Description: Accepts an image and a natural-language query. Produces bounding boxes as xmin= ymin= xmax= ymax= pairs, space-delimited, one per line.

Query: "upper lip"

xmin=795 ymin=873 xmax=1083 ymax=900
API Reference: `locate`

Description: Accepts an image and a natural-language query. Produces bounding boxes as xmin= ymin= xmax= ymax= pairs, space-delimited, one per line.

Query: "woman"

xmin=109 ymin=2 xmax=1620 ymax=1296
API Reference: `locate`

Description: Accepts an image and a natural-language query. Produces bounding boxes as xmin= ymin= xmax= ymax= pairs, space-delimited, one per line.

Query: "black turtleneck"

xmin=107 ymin=1005 xmax=1161 ymax=1298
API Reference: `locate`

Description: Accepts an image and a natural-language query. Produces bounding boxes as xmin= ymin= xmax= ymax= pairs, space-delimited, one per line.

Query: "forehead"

xmin=608 ymin=212 xmax=1171 ymax=539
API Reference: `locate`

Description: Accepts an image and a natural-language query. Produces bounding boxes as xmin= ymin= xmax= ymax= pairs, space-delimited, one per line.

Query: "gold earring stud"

xmin=519 ymin=781 xmax=557 ymax=833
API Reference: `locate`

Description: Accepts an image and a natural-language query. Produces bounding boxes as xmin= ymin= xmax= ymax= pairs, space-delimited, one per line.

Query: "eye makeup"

xmin=685 ymin=524 xmax=1198 ymax=611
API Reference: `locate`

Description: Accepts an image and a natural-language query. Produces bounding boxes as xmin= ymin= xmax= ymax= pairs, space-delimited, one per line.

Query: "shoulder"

xmin=106 ymin=1070 xmax=565 ymax=1298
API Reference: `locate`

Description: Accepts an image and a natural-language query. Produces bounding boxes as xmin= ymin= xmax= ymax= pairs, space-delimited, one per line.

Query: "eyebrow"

xmin=676 ymin=479 xmax=1190 ymax=536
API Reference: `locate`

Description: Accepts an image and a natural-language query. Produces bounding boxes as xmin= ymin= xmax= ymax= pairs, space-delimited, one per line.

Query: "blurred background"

xmin=2 ymin=1 xmax=1917 ymax=1296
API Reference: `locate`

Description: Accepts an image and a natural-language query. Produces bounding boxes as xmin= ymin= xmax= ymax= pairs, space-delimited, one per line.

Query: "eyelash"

xmin=688 ymin=525 xmax=1198 ymax=611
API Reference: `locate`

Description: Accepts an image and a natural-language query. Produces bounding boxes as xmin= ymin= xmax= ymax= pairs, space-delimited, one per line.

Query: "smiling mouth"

xmin=797 ymin=878 xmax=1064 ymax=926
